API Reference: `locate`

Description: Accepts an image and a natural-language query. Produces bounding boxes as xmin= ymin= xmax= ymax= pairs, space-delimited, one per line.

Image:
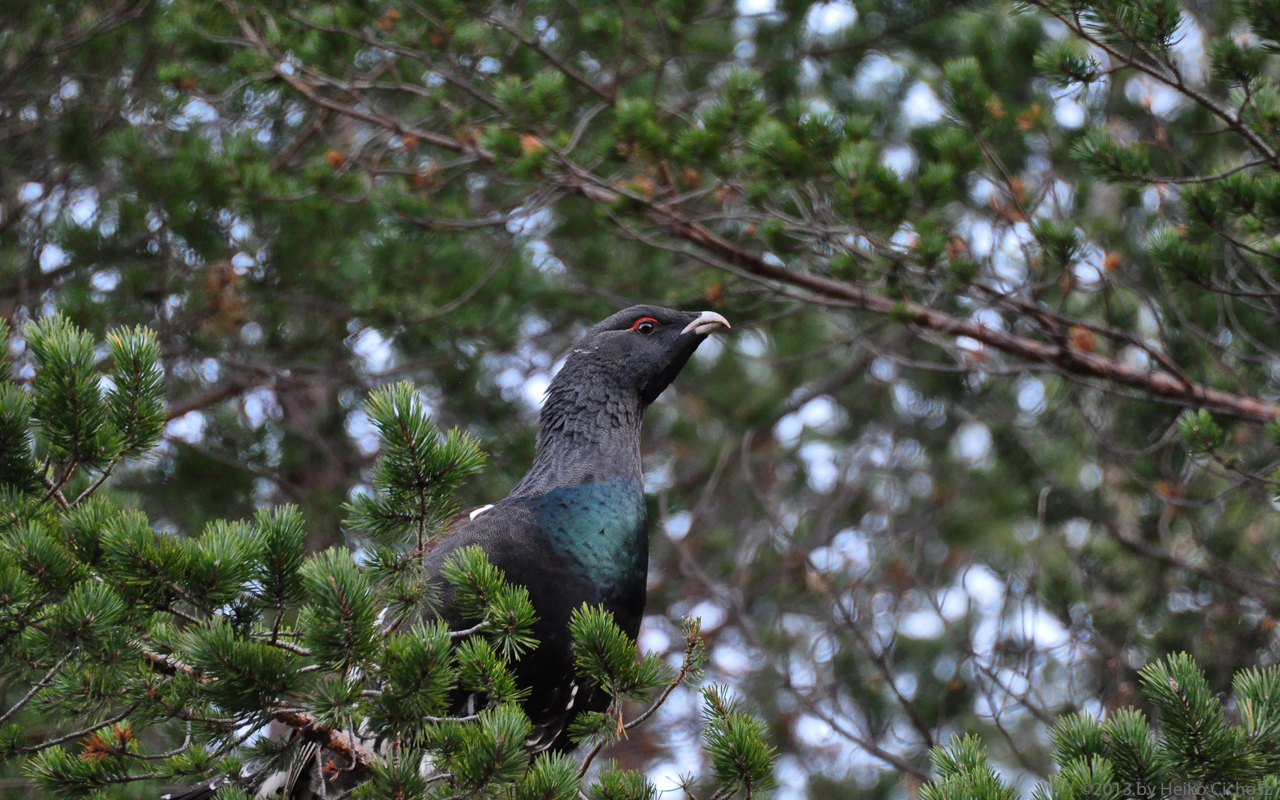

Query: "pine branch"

xmin=270 ymin=710 xmax=375 ymax=772
xmin=16 ymin=702 xmax=143 ymax=754
xmin=140 ymin=645 xmax=375 ymax=772
xmin=624 ymin=628 xmax=700 ymax=733
xmin=71 ymin=462 xmax=116 ymax=506
xmin=577 ymin=620 xmax=704 ymax=779
xmin=558 ymin=170 xmax=1280 ymax=424
xmin=0 ymin=647 xmax=79 ymax=727
xmin=230 ymin=9 xmax=491 ymax=160
xmin=484 ymin=14 xmax=615 ymax=103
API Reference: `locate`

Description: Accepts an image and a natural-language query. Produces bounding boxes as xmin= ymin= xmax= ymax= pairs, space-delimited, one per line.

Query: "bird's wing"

xmin=421 ymin=500 xmax=536 ymax=575
xmin=422 ymin=502 xmax=497 ymax=555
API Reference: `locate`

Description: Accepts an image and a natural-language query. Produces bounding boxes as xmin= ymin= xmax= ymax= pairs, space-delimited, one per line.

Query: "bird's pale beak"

xmin=681 ymin=311 xmax=731 ymax=336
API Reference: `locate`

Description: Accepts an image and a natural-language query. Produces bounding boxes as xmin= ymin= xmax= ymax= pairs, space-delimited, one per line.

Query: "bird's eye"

xmin=630 ymin=317 xmax=658 ymax=335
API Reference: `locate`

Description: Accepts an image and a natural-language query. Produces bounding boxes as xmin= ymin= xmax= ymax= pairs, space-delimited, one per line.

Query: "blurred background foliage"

xmin=8 ymin=0 xmax=1280 ymax=796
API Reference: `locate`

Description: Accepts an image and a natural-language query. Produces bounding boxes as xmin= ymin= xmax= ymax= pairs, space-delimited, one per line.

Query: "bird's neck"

xmin=509 ymin=363 xmax=652 ymax=613
xmin=511 ymin=375 xmax=645 ymax=496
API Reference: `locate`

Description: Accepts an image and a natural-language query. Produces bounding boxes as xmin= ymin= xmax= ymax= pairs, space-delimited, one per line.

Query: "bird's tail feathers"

xmin=157 ymin=740 xmax=321 ymax=800
xmin=159 ymin=776 xmax=231 ymax=800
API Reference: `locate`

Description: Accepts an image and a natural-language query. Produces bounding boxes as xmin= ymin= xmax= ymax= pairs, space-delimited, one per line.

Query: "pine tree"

xmin=922 ymin=653 xmax=1280 ymax=800
xmin=18 ymin=0 xmax=1280 ymax=795
xmin=0 ymin=318 xmax=775 ymax=798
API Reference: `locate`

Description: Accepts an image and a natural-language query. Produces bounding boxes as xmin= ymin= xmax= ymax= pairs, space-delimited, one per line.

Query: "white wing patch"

xmin=419 ymin=753 xmax=438 ymax=780
xmin=255 ymin=770 xmax=288 ymax=798
xmin=469 ymin=504 xmax=494 ymax=520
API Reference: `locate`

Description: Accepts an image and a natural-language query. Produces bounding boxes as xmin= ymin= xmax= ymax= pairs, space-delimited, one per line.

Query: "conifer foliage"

xmin=25 ymin=0 xmax=1280 ymax=794
xmin=0 ymin=318 xmax=774 ymax=799
xmin=922 ymin=654 xmax=1280 ymax=800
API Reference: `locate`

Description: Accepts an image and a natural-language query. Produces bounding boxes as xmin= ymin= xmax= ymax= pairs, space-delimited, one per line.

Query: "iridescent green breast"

xmin=523 ymin=478 xmax=648 ymax=603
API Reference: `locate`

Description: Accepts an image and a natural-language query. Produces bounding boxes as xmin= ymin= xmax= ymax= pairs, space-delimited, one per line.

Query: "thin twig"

xmin=18 ymin=702 xmax=144 ymax=753
xmin=449 ymin=622 xmax=489 ymax=639
xmin=0 ymin=647 xmax=80 ymax=727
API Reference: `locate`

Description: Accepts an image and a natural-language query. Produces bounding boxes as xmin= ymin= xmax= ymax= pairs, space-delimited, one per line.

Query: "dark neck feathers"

xmin=511 ymin=349 xmax=646 ymax=497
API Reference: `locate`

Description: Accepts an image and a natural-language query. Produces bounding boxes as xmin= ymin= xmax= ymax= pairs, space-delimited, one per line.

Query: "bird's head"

xmin=523 ymin=305 xmax=730 ymax=486
xmin=552 ymin=305 xmax=731 ymax=410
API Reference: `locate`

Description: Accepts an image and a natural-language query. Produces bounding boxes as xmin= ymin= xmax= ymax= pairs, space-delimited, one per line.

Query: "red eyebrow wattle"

xmin=629 ymin=317 xmax=658 ymax=330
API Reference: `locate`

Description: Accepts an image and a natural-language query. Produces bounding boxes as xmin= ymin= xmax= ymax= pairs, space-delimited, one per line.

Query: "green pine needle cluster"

xmin=570 ymin=605 xmax=672 ymax=711
xmin=439 ymin=544 xmax=540 ymax=660
xmin=0 ymin=318 xmax=774 ymax=799
xmin=11 ymin=315 xmax=168 ymax=498
xmin=1178 ymin=409 xmax=1227 ymax=457
xmin=700 ymin=686 xmax=777 ymax=800
xmin=923 ymin=654 xmax=1280 ymax=800
xmin=344 ymin=381 xmax=486 ymax=552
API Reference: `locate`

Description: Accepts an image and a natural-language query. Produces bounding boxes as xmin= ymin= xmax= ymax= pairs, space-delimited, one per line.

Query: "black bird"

xmin=163 ymin=305 xmax=728 ymax=799
xmin=427 ymin=305 xmax=729 ymax=752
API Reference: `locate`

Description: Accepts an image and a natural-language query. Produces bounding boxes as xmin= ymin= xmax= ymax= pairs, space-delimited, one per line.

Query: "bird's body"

xmin=423 ymin=304 xmax=728 ymax=751
xmin=426 ymin=477 xmax=649 ymax=750
xmin=162 ymin=305 xmax=728 ymax=799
